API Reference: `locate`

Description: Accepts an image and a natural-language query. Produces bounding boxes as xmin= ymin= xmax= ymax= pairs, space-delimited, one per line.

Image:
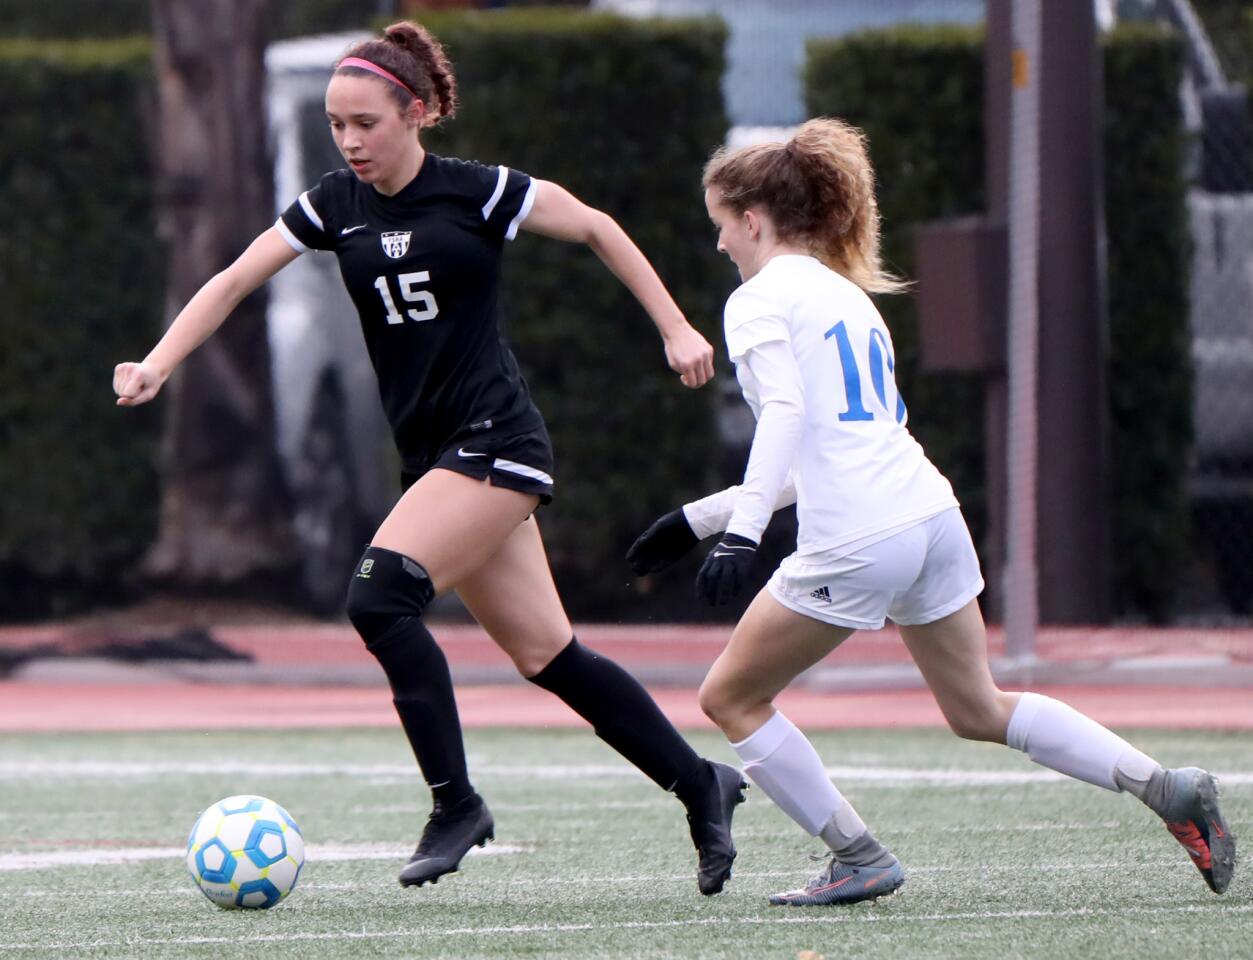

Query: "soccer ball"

xmin=186 ymin=795 xmax=305 ymax=909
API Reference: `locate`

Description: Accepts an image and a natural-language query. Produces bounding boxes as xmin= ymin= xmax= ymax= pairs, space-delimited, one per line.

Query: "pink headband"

xmin=337 ymin=57 xmax=418 ymax=100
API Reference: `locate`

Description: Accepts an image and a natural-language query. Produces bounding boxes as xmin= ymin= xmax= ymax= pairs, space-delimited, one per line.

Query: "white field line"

xmin=0 ymin=814 xmax=1167 ymax=875
xmin=0 ymin=842 xmax=527 ymax=872
xmin=409 ymin=860 xmax=1184 ymax=886
xmin=348 ymin=799 xmax=671 ymax=814
xmin=1 ymin=903 xmax=1250 ymax=952
xmin=6 ymin=858 xmax=1188 ymax=899
xmin=2 ymin=760 xmax=1251 ymax=786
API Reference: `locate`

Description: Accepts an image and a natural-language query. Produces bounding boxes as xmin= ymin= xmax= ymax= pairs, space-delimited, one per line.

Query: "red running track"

xmin=2 ymin=681 xmax=1251 ymax=732
xmin=2 ymin=621 xmax=1251 ymax=731
xmin=4 ymin=622 xmax=1252 ymax=667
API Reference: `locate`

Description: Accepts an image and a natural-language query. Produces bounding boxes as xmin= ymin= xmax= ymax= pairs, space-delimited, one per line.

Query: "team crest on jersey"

xmin=381 ymin=231 xmax=411 ymax=259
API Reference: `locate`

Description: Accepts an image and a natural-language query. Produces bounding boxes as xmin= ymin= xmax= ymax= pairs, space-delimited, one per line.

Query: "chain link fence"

xmin=1179 ymin=0 xmax=1253 ymax=619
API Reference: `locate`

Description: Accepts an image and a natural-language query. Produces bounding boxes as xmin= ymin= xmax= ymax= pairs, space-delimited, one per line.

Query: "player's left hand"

xmin=695 ymin=534 xmax=758 ymax=605
xmin=113 ymin=360 xmax=166 ymax=407
xmin=663 ymin=323 xmax=715 ymax=389
xmin=626 ymin=508 xmax=699 ymax=575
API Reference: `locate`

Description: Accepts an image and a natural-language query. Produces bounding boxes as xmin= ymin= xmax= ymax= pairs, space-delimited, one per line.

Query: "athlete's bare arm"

xmin=114 ymin=228 xmax=300 ymax=407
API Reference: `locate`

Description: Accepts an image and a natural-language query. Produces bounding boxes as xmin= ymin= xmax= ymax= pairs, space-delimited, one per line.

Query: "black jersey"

xmin=276 ymin=154 xmax=545 ymax=473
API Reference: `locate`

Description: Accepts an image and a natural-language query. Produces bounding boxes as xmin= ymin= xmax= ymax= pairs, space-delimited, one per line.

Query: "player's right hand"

xmin=695 ymin=533 xmax=758 ymax=606
xmin=626 ymin=508 xmax=700 ymax=575
xmin=113 ymin=361 xmax=165 ymax=407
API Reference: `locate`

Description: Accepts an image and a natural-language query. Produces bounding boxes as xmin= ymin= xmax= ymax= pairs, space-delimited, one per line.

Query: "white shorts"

xmin=766 ymin=507 xmax=985 ymax=630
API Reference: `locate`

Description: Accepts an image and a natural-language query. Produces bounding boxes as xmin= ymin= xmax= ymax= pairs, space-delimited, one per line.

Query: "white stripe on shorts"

xmin=492 ymin=457 xmax=553 ymax=486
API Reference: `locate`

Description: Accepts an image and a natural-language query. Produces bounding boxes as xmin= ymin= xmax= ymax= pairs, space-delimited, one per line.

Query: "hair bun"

xmin=342 ymin=20 xmax=458 ymax=126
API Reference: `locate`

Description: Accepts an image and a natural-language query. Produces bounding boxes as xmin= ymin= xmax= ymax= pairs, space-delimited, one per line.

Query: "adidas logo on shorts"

xmin=809 ymin=585 xmax=832 ymax=602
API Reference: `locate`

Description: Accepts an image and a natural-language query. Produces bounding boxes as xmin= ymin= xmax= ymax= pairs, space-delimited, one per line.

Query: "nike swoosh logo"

xmin=457 ymin=448 xmax=487 ymax=458
xmin=712 ymin=551 xmax=735 ymax=558
xmin=340 ymin=224 xmax=368 ymax=235
xmin=812 ymin=876 xmax=853 ymax=894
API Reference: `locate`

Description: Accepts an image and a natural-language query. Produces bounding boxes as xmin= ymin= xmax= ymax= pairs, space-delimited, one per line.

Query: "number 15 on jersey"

xmin=374 ymin=271 xmax=439 ymax=324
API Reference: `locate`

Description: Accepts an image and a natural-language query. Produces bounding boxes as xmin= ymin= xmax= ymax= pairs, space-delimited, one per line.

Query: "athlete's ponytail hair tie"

xmin=703 ymin=117 xmax=907 ymax=295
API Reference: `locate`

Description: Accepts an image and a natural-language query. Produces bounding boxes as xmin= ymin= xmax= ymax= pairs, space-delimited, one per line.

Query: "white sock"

xmin=1005 ymin=692 xmax=1162 ymax=792
xmin=819 ymin=797 xmax=868 ymax=848
xmin=731 ymin=711 xmax=853 ymax=836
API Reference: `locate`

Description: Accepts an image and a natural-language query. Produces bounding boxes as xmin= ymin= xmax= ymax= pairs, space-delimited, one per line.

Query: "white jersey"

xmin=719 ymin=254 xmax=958 ymax=555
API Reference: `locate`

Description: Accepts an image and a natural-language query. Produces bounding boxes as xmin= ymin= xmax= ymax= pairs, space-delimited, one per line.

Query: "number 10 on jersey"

xmin=826 ymin=320 xmax=907 ymax=423
xmin=374 ymin=272 xmax=439 ymax=324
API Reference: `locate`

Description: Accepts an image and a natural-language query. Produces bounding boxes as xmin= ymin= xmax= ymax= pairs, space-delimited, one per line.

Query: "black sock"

xmin=528 ymin=637 xmax=705 ymax=794
xmin=671 ymin=759 xmax=717 ymax=810
xmin=367 ymin=618 xmax=474 ymax=807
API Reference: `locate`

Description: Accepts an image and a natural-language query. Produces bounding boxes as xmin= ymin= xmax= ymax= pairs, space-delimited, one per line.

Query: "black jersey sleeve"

xmin=276 ymin=172 xmax=342 ymax=252
xmin=473 ymin=163 xmax=537 ymax=242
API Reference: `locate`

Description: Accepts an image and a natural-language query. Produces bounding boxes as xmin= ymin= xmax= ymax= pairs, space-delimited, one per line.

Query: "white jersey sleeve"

xmin=724 ymin=339 xmax=807 ymax=543
xmin=724 ymin=285 xmax=790 ymax=362
xmin=682 ymin=475 xmax=798 ymax=540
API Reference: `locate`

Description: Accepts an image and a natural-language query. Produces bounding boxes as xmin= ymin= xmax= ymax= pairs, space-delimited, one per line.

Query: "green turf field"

xmin=0 ymin=727 xmax=1248 ymax=959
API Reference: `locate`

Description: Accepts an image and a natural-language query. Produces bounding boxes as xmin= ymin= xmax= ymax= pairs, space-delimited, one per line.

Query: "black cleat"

xmin=685 ymin=761 xmax=748 ymax=895
xmin=398 ymin=793 xmax=494 ymax=888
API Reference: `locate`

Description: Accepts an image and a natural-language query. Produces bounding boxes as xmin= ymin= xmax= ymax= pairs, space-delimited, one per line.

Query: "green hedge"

xmin=0 ymin=12 xmax=729 ymax=623
xmin=417 ymin=10 xmax=730 ymax=620
xmin=0 ymin=38 xmax=163 ymax=619
xmin=0 ymin=1 xmax=589 ymax=42
xmin=0 ymin=0 xmax=389 ymax=42
xmin=0 ymin=1 xmax=150 ymax=37
xmin=806 ymin=23 xmax=1191 ymax=621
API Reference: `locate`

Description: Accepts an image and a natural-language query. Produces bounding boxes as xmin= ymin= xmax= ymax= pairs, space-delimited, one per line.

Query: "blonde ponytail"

xmin=703 ymin=118 xmax=906 ymax=294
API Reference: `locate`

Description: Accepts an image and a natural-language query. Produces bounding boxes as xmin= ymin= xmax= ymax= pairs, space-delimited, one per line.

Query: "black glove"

xmin=695 ymin=533 xmax=758 ymax=606
xmin=626 ymin=508 xmax=699 ymax=575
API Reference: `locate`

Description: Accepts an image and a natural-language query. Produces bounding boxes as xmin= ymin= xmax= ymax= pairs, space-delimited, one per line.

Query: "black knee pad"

xmin=345 ymin=546 xmax=435 ymax=644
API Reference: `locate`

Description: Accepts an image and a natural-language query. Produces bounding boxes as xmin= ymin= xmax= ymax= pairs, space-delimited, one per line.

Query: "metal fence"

xmin=1180 ymin=7 xmax=1253 ymax=618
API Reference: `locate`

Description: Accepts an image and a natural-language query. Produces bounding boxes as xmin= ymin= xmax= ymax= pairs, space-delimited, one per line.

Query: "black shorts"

xmin=401 ymin=425 xmax=555 ymax=505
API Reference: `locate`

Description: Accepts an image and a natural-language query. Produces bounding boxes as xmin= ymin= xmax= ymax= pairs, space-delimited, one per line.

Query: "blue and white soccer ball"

xmin=186 ymin=795 xmax=305 ymax=909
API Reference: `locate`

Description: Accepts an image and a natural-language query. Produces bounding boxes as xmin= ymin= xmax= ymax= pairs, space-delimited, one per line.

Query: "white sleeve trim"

xmin=481 ymin=165 xmax=509 ymax=221
xmin=274 ymin=218 xmax=308 ymax=254
xmin=297 ymin=190 xmax=324 ymax=232
xmin=505 ymin=178 xmax=538 ymax=241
